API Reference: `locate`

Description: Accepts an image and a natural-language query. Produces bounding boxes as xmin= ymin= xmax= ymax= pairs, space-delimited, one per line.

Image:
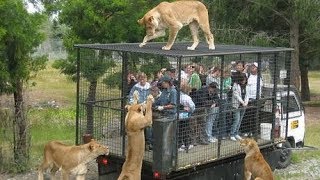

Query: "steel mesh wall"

xmin=75 ymin=43 xmax=292 ymax=172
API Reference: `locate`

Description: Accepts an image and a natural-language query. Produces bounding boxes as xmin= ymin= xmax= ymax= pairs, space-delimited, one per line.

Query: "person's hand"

xmin=184 ymin=106 xmax=190 ymax=112
xmin=157 ymin=106 xmax=164 ymax=111
xmin=211 ymin=103 xmax=216 ymax=108
xmin=242 ymin=102 xmax=248 ymax=107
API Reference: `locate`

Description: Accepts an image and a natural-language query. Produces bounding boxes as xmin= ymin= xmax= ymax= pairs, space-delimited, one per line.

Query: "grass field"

xmin=27 ymin=61 xmax=77 ymax=166
xmin=308 ymin=71 xmax=320 ymax=95
xmin=0 ymin=61 xmax=77 ymax=172
xmin=304 ymin=71 xmax=320 ymax=106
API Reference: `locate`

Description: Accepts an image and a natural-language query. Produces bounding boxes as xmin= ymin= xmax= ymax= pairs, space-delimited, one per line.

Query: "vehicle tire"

xmin=277 ymin=141 xmax=292 ymax=169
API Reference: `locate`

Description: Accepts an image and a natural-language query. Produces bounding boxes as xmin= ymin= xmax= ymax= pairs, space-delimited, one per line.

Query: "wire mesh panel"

xmin=75 ymin=42 xmax=293 ymax=173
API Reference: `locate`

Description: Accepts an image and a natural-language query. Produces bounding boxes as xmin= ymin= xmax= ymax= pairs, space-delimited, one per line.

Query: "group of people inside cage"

xmin=126 ymin=60 xmax=263 ymax=151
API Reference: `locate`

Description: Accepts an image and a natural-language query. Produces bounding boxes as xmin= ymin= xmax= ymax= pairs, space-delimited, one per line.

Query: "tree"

xmin=50 ymin=0 xmax=152 ymax=137
xmin=0 ymin=0 xmax=47 ymax=170
xmin=208 ymin=0 xmax=320 ymax=100
xmin=246 ymin=0 xmax=320 ymax=100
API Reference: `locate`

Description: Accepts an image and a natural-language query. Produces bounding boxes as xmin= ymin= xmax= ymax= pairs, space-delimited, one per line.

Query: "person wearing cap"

xmin=165 ymin=67 xmax=179 ymax=87
xmin=153 ymin=75 xmax=177 ymax=118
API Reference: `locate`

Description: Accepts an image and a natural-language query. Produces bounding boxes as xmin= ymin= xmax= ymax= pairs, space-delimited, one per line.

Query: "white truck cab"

xmin=263 ymin=84 xmax=305 ymax=168
xmin=277 ymin=88 xmax=305 ymax=147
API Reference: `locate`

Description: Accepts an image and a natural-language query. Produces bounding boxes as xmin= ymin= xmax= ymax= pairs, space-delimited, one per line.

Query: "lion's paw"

xmin=147 ymin=95 xmax=154 ymax=103
xmin=187 ymin=46 xmax=195 ymax=50
xmin=133 ymin=90 xmax=139 ymax=104
xmin=209 ymin=45 xmax=215 ymax=50
xmin=139 ymin=43 xmax=146 ymax=47
xmin=162 ymin=46 xmax=171 ymax=50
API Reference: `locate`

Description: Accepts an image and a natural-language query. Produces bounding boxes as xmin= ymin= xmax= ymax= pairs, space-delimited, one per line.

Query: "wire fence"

xmin=75 ymin=42 xmax=292 ymax=173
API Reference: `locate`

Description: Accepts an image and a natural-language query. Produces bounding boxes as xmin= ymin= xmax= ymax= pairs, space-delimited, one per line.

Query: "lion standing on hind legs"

xmin=118 ymin=91 xmax=154 ymax=180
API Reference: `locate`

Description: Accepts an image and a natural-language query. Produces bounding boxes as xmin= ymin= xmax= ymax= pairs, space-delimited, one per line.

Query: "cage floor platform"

xmin=104 ymin=136 xmax=275 ymax=170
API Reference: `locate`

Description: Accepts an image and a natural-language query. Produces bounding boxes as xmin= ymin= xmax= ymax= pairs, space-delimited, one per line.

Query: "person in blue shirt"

xmin=128 ymin=72 xmax=150 ymax=104
xmin=128 ymin=72 xmax=152 ymax=150
xmin=154 ymin=75 xmax=177 ymax=118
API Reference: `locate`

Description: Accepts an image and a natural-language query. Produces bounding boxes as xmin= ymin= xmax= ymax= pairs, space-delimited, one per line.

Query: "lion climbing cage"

xmin=74 ymin=42 xmax=293 ymax=179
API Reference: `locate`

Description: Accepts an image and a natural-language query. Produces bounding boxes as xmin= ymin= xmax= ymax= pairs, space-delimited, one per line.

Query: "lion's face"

xmin=138 ymin=15 xmax=158 ymax=36
xmin=240 ymin=138 xmax=258 ymax=153
xmin=125 ymin=104 xmax=143 ymax=112
xmin=88 ymin=139 xmax=109 ymax=156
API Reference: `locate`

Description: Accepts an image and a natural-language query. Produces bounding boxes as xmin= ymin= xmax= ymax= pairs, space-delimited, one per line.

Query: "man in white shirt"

xmin=242 ymin=62 xmax=263 ymax=137
xmin=246 ymin=62 xmax=262 ymax=100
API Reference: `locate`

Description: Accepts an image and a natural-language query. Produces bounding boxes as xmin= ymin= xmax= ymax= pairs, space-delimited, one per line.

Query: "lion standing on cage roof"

xmin=138 ymin=0 xmax=215 ymax=50
xmin=118 ymin=91 xmax=154 ymax=180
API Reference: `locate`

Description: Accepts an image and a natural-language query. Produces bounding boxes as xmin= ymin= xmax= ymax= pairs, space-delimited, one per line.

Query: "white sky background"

xmin=26 ymin=1 xmax=59 ymax=20
xmin=26 ymin=1 xmax=44 ymax=13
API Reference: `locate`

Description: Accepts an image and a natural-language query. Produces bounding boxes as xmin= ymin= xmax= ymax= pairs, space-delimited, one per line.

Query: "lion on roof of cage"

xmin=138 ymin=0 xmax=215 ymax=51
xmin=118 ymin=91 xmax=154 ymax=180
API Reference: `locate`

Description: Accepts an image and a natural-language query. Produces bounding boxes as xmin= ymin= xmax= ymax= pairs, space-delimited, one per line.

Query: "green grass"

xmin=302 ymin=71 xmax=320 ymax=106
xmin=30 ymin=124 xmax=75 ymax=163
xmin=0 ymin=61 xmax=77 ymax=172
xmin=27 ymin=60 xmax=76 ymax=106
xmin=26 ymin=61 xmax=77 ymax=168
xmin=290 ymin=123 xmax=320 ymax=164
xmin=308 ymin=71 xmax=320 ymax=96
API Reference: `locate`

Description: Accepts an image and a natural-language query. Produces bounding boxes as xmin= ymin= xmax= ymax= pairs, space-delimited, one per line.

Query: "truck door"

xmin=280 ymin=91 xmax=305 ymax=146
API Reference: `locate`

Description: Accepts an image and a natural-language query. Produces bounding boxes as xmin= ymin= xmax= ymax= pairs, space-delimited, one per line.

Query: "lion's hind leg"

xmin=118 ymin=173 xmax=133 ymax=180
xmin=187 ymin=21 xmax=200 ymax=50
xmin=117 ymin=173 xmax=128 ymax=180
xmin=38 ymin=155 xmax=54 ymax=180
xmin=61 ymin=169 xmax=70 ymax=180
xmin=49 ymin=165 xmax=59 ymax=180
xmin=198 ymin=14 xmax=215 ymax=50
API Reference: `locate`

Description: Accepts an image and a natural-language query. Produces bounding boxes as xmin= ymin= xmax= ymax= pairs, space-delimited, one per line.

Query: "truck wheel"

xmin=277 ymin=141 xmax=292 ymax=169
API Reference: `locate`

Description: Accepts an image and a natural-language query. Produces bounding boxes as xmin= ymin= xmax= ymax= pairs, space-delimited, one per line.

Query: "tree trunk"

xmin=300 ymin=58 xmax=310 ymax=101
xmin=289 ymin=17 xmax=301 ymax=90
xmin=13 ymin=80 xmax=28 ymax=164
xmin=86 ymin=80 xmax=97 ymax=135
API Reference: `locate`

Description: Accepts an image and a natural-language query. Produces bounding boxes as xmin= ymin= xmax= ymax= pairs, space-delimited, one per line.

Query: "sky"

xmin=26 ymin=1 xmax=43 ymax=13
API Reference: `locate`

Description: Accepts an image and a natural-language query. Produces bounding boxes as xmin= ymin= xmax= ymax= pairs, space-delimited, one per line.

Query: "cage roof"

xmin=74 ymin=42 xmax=293 ymax=57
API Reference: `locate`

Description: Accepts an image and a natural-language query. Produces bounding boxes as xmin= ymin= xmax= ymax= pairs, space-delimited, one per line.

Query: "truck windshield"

xmin=282 ymin=95 xmax=300 ymax=114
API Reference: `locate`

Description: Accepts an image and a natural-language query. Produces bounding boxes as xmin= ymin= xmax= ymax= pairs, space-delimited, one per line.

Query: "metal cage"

xmin=74 ymin=42 xmax=292 ymax=174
